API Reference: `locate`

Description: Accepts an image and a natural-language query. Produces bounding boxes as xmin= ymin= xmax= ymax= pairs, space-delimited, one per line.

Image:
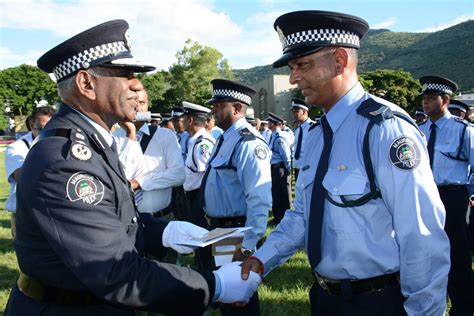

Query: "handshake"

xmin=163 ymin=221 xmax=264 ymax=304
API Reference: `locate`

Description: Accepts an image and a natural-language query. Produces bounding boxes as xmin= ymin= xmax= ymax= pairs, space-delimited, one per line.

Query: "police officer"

xmin=6 ymin=20 xmax=261 ymax=316
xmin=4 ymin=106 xmax=55 ymax=239
xmin=241 ymin=11 xmax=450 ymax=315
xmin=182 ymin=101 xmax=215 ymax=228
xmin=418 ymin=75 xmax=473 ymax=315
xmin=448 ymin=99 xmax=470 ymax=121
xmin=202 ymin=79 xmax=272 ymax=315
xmin=413 ymin=108 xmax=428 ymax=125
xmin=291 ymin=98 xmax=315 ymax=180
xmin=259 ymin=120 xmax=272 ymax=143
xmin=267 ymin=112 xmax=291 ymax=224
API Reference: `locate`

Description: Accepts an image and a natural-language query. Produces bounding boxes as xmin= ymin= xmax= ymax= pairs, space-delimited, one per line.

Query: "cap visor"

xmin=273 ymin=46 xmax=326 ymax=68
xmin=101 ymin=58 xmax=156 ymax=72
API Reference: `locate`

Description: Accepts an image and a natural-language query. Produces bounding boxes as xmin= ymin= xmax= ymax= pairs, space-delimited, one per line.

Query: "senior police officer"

xmin=267 ymin=112 xmax=292 ymax=224
xmin=6 ymin=20 xmax=261 ymax=316
xmin=202 ymin=79 xmax=272 ymax=315
xmin=291 ymin=98 xmax=315 ymax=180
xmin=241 ymin=11 xmax=451 ymax=315
xmin=418 ymin=76 xmax=473 ymax=316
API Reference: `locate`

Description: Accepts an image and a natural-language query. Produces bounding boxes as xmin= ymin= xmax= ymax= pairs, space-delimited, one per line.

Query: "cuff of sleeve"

xmin=212 ymin=271 xmax=221 ymax=302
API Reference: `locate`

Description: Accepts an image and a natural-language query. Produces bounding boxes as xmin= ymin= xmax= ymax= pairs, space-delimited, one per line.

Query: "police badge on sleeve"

xmin=66 ymin=172 xmax=105 ymax=205
xmin=389 ymin=136 xmax=421 ymax=170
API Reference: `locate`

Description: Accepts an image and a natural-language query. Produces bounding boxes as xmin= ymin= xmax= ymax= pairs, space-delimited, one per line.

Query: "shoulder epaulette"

xmin=308 ymin=120 xmax=320 ymax=132
xmin=356 ymin=98 xmax=394 ymax=124
xmin=239 ymin=127 xmax=256 ymax=140
xmin=453 ymin=116 xmax=469 ymax=126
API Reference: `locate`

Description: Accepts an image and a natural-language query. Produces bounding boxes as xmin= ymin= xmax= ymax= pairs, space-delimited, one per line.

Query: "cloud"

xmin=372 ymin=17 xmax=397 ymax=29
xmin=416 ymin=14 xmax=473 ymax=32
xmin=0 ymin=47 xmax=41 ymax=69
xmin=0 ymin=0 xmax=253 ymax=70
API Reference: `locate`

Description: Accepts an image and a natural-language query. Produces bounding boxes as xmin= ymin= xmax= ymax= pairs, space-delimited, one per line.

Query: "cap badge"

xmin=276 ymin=25 xmax=286 ymax=48
xmin=124 ymin=29 xmax=132 ymax=50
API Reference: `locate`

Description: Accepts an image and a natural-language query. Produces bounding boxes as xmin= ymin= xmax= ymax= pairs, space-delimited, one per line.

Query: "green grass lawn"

xmin=0 ymin=151 xmax=312 ymax=314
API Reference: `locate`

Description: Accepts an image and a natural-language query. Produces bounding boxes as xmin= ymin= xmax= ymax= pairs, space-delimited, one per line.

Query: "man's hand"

xmin=130 ymin=179 xmax=141 ymax=190
xmin=213 ymin=261 xmax=261 ymax=304
xmin=162 ymin=221 xmax=208 ymax=254
xmin=241 ymin=256 xmax=264 ymax=280
xmin=121 ymin=121 xmax=137 ymax=140
xmin=232 ymin=249 xmax=246 ymax=262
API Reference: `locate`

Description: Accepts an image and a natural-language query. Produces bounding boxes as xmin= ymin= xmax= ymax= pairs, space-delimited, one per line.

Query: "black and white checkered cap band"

xmin=212 ymin=89 xmax=252 ymax=105
xmin=281 ymin=29 xmax=360 ymax=51
xmin=53 ymin=41 xmax=128 ymax=81
xmin=422 ymin=83 xmax=453 ymax=95
xmin=448 ymin=104 xmax=466 ymax=112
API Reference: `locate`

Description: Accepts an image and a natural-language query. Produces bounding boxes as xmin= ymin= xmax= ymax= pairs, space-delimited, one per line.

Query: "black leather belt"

xmin=17 ymin=271 xmax=102 ymax=305
xmin=312 ymin=272 xmax=399 ymax=296
xmin=205 ymin=215 xmax=246 ymax=228
xmin=437 ymin=184 xmax=466 ymax=192
xmin=152 ymin=204 xmax=174 ymax=218
xmin=271 ymin=163 xmax=285 ymax=169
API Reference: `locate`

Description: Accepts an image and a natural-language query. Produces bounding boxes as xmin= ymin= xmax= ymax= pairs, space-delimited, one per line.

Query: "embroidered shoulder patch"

xmin=254 ymin=145 xmax=267 ymax=160
xmin=389 ymin=136 xmax=421 ymax=170
xmin=66 ymin=172 xmax=105 ymax=205
xmin=199 ymin=143 xmax=211 ymax=159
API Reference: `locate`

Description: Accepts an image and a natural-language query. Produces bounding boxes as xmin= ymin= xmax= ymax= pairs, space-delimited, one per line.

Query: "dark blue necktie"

xmin=427 ymin=123 xmax=436 ymax=169
xmin=294 ymin=125 xmax=303 ymax=160
xmin=308 ymin=116 xmax=333 ymax=269
xmin=201 ymin=135 xmax=224 ymax=206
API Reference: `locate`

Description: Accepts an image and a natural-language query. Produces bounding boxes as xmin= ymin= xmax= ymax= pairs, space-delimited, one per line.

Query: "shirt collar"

xmin=429 ymin=111 xmax=450 ymax=129
xmin=223 ymin=117 xmax=247 ymax=139
xmin=325 ymin=82 xmax=365 ymax=134
xmin=71 ymin=108 xmax=114 ymax=146
xmin=139 ymin=123 xmax=150 ymax=135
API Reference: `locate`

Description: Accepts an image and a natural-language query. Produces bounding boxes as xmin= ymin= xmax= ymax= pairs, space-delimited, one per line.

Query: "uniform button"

xmin=333 ymin=187 xmax=338 ymax=192
xmin=132 ymin=216 xmax=138 ymax=223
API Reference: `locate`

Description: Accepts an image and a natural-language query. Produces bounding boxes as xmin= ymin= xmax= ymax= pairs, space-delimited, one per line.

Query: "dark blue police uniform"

xmin=6 ymin=19 xmax=215 ymax=316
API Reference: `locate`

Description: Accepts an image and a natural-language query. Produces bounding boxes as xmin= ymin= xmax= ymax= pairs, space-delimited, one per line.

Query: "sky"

xmin=0 ymin=0 xmax=472 ymax=72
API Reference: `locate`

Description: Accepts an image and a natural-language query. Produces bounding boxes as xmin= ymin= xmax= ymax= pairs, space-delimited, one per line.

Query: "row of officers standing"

xmin=4 ymin=9 xmax=474 ymax=316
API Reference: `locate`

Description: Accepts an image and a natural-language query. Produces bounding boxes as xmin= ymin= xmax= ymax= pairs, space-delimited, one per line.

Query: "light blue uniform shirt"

xmin=178 ymin=131 xmax=190 ymax=162
xmin=269 ymin=128 xmax=291 ymax=170
xmin=418 ymin=112 xmax=473 ymax=186
xmin=204 ymin=117 xmax=272 ymax=249
xmin=293 ymin=118 xmax=315 ymax=169
xmin=255 ymin=83 xmax=450 ymax=315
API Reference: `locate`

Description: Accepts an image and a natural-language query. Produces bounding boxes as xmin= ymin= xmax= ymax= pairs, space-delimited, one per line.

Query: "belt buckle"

xmin=315 ymin=274 xmax=330 ymax=292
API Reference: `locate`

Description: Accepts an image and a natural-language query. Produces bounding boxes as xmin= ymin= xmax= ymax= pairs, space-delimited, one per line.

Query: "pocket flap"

xmin=322 ymin=168 xmax=369 ymax=196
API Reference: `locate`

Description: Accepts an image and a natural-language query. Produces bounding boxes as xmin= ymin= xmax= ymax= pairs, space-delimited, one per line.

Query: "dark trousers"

xmin=271 ymin=166 xmax=290 ymax=224
xmin=309 ymin=281 xmax=405 ymax=316
xmin=438 ymin=185 xmax=473 ymax=315
xmin=184 ymin=188 xmax=208 ymax=271
xmin=171 ymin=186 xmax=188 ymax=221
xmin=199 ymin=224 xmax=260 ymax=316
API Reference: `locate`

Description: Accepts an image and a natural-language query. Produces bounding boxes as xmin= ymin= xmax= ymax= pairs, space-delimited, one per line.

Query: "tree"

xmin=359 ymin=69 xmax=421 ymax=113
xmin=166 ymin=39 xmax=234 ymax=106
xmin=0 ymin=64 xmax=58 ymax=119
xmin=138 ymin=71 xmax=169 ymax=112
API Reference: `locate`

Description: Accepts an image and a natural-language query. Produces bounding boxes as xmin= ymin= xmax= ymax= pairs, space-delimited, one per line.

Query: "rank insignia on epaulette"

xmin=71 ymin=142 xmax=92 ymax=161
xmin=240 ymin=128 xmax=252 ymax=136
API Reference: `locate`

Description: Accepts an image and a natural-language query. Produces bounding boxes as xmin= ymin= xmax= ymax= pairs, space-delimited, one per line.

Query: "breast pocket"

xmin=321 ymin=169 xmax=371 ymax=233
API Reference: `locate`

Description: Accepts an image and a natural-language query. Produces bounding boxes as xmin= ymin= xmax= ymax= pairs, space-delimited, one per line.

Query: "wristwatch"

xmin=241 ymin=247 xmax=255 ymax=257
